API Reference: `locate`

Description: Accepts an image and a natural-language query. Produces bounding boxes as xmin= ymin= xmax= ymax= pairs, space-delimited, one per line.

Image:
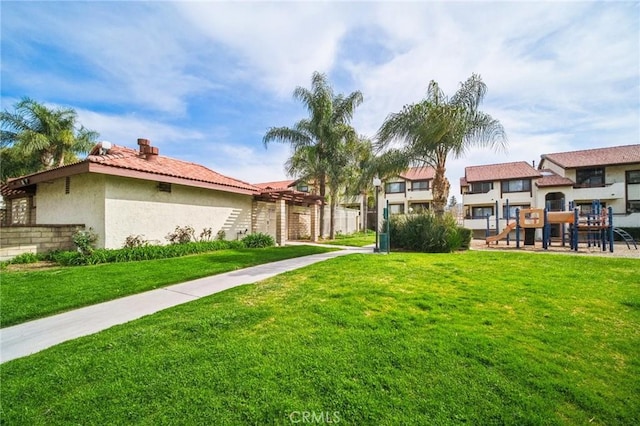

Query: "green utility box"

xmin=379 ymin=233 xmax=389 ymax=252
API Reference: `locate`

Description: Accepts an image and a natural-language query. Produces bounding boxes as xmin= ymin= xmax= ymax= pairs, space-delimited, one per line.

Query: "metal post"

xmin=373 ymin=177 xmax=381 ymax=253
xmin=386 ymin=200 xmax=390 ymax=254
xmin=516 ymin=208 xmax=521 ymax=248
xmin=543 ymin=208 xmax=549 ymax=250
xmin=505 ymin=199 xmax=510 ymax=245
xmin=608 ymin=206 xmax=614 ymax=253
xmin=495 ymin=200 xmax=499 ymax=245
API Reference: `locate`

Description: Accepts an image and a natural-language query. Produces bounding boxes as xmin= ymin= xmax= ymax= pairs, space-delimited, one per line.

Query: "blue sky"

xmin=2 ymin=1 xmax=638 ymax=196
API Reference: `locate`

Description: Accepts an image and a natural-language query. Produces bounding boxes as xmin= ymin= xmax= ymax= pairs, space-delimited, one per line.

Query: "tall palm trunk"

xmin=329 ymin=192 xmax=337 ymax=240
xmin=362 ymin=190 xmax=368 ymax=231
xmin=432 ymin=150 xmax=450 ymax=217
xmin=318 ymin=173 xmax=326 ymax=237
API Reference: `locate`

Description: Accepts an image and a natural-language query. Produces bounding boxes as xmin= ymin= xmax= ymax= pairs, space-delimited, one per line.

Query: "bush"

xmin=166 ymin=225 xmax=195 ymax=244
xmin=123 ymin=234 xmax=149 ymax=249
xmin=242 ymin=233 xmax=275 ymax=248
xmin=73 ymin=228 xmax=98 ymax=255
xmin=50 ymin=240 xmax=248 ymax=266
xmin=7 ymin=252 xmax=40 ymax=264
xmin=387 ymin=212 xmax=471 ymax=253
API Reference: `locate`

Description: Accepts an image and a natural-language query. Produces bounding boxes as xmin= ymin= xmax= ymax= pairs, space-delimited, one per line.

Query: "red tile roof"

xmin=255 ymin=180 xmax=296 ymax=190
xmin=5 ymin=142 xmax=261 ymax=195
xmin=541 ymin=144 xmax=640 ymax=169
xmin=536 ymin=169 xmax=575 ymax=188
xmin=85 ymin=144 xmax=259 ymax=193
xmin=464 ymin=161 xmax=541 ymax=182
xmin=399 ymin=166 xmax=436 ymax=181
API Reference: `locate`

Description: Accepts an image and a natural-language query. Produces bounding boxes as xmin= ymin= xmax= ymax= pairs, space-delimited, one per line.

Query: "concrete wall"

xmin=0 ymin=224 xmax=84 ymax=261
xmin=322 ymin=206 xmax=360 ymax=237
xmin=288 ymin=204 xmax=311 ymax=240
xmin=103 ymin=176 xmax=252 ymax=248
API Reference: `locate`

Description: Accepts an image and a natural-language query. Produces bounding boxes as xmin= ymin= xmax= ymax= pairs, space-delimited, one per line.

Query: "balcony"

xmin=573 ymin=182 xmax=624 ymax=201
xmin=462 ymin=189 xmax=500 ymax=205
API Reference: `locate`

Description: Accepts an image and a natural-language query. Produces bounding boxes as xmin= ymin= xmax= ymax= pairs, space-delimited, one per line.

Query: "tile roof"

xmin=464 ymin=161 xmax=541 ymax=182
xmin=541 ymin=144 xmax=640 ymax=169
xmin=399 ymin=166 xmax=436 ymax=181
xmin=255 ymin=180 xmax=296 ymax=190
xmin=536 ymin=169 xmax=575 ymax=188
xmin=84 ymin=144 xmax=260 ymax=193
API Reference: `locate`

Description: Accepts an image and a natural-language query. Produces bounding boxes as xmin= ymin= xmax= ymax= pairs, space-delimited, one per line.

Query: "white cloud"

xmin=2 ymin=0 xmax=637 ymax=199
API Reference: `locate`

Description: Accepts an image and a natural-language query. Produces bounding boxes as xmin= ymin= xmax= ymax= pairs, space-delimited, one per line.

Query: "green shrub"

xmin=457 ymin=226 xmax=472 ymax=249
xmin=7 ymin=252 xmax=40 ymax=264
xmin=50 ymin=240 xmax=248 ymax=266
xmin=387 ymin=212 xmax=471 ymax=253
xmin=72 ymin=228 xmax=98 ymax=255
xmin=242 ymin=233 xmax=275 ymax=248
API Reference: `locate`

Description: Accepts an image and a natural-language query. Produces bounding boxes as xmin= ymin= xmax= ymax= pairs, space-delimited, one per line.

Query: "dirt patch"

xmin=2 ymin=261 xmax=60 ymax=272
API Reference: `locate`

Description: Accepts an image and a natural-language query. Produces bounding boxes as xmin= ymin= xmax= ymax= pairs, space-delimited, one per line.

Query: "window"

xmin=575 ymin=167 xmax=604 ymax=187
xmin=469 ymin=182 xmax=493 ymax=194
xmin=577 ymin=202 xmax=606 ymax=215
xmin=385 ymin=182 xmax=406 ymax=194
xmin=409 ymin=202 xmax=429 ymax=213
xmin=389 ymin=203 xmax=405 ymax=214
xmin=471 ymin=206 xmax=493 ymax=218
xmin=296 ymin=183 xmax=309 ymax=193
xmin=65 ymin=177 xmax=70 ymax=194
xmin=503 ymin=179 xmax=531 ymax=193
xmin=158 ymin=182 xmax=172 ymax=193
xmin=502 ymin=204 xmax=530 ymax=219
xmin=411 ymin=180 xmax=429 ymax=191
xmin=626 ymin=170 xmax=640 ymax=213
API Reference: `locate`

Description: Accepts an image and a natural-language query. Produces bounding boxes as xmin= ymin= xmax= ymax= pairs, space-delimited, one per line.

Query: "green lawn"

xmin=0 ymin=245 xmax=336 ymax=327
xmin=1 ymin=251 xmax=638 ymax=425
xmin=321 ymin=230 xmax=375 ymax=247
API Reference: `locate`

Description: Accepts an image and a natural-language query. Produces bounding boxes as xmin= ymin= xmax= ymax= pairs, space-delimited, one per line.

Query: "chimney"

xmin=532 ymin=160 xmax=536 ymax=168
xmin=137 ymin=138 xmax=159 ymax=160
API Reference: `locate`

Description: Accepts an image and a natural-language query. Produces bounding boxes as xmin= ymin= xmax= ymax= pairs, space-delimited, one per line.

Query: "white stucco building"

xmin=2 ymin=139 xmax=322 ymax=249
xmin=460 ymin=144 xmax=640 ymax=239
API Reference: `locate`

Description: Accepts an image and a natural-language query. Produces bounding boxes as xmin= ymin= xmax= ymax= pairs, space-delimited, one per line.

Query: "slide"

xmin=486 ymin=222 xmax=517 ymax=244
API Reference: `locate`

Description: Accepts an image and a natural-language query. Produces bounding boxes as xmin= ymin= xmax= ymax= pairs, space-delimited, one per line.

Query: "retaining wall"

xmin=0 ymin=224 xmax=85 ymax=261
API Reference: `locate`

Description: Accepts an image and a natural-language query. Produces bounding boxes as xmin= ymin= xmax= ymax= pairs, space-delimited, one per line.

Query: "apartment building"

xmin=460 ymin=144 xmax=640 ymax=238
xmin=379 ymin=167 xmax=436 ymax=215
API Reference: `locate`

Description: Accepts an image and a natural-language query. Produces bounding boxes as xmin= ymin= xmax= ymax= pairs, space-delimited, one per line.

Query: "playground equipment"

xmin=484 ymin=199 xmax=631 ymax=252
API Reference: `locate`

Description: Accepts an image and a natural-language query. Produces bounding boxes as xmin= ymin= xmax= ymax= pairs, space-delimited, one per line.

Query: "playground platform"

xmin=472 ymin=239 xmax=639 ymax=259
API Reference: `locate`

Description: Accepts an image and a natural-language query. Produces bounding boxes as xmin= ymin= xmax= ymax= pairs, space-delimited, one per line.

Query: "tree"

xmin=263 ymin=72 xmax=363 ymax=239
xmin=344 ymin=138 xmax=408 ymax=231
xmin=1 ymin=97 xmax=98 ymax=171
xmin=376 ymin=74 xmax=506 ymax=217
xmin=448 ymin=195 xmax=458 ymax=208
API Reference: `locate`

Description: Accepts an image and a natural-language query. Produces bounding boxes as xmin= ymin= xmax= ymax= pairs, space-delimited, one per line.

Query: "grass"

xmin=321 ymin=230 xmax=375 ymax=247
xmin=1 ymin=251 xmax=638 ymax=424
xmin=0 ymin=245 xmax=336 ymax=327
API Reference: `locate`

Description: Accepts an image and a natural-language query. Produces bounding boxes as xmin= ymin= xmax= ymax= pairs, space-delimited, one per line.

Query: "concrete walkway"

xmin=1 ymin=245 xmax=372 ymax=364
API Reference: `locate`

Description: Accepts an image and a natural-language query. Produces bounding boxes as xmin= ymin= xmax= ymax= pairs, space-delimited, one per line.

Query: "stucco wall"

xmin=35 ymin=174 xmax=106 ymax=246
xmin=103 ymin=176 xmax=252 ymax=249
xmin=251 ymin=201 xmax=277 ymax=240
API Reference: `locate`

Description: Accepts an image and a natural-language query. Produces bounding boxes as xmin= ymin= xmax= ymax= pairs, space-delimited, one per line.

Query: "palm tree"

xmin=344 ymin=138 xmax=408 ymax=231
xmin=376 ymin=74 xmax=506 ymax=217
xmin=263 ymin=72 xmax=363 ymax=238
xmin=1 ymin=97 xmax=98 ymax=170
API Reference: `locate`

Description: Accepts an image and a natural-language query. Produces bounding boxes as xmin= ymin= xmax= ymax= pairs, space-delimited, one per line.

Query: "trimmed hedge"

xmin=49 ymin=240 xmax=246 ymax=266
xmin=387 ymin=212 xmax=471 ymax=253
